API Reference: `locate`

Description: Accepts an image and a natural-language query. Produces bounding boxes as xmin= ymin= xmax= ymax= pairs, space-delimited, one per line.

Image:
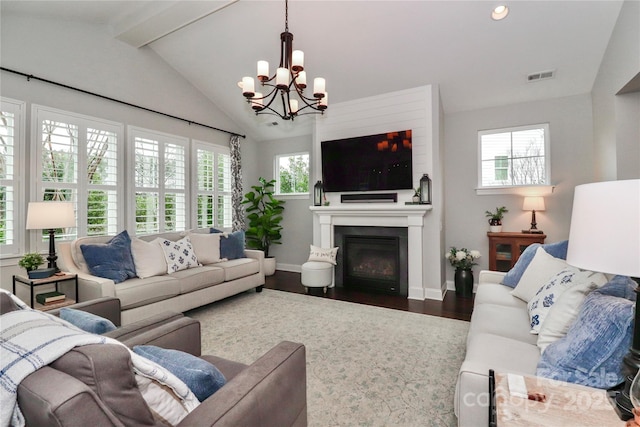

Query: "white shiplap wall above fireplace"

xmin=311 ymin=85 xmax=446 ymax=301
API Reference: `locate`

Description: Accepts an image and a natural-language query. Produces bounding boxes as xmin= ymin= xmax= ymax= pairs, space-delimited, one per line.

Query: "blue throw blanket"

xmin=0 ymin=290 xmax=198 ymax=427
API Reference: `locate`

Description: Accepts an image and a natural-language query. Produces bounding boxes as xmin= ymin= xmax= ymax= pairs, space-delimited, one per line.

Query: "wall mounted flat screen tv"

xmin=321 ymin=130 xmax=413 ymax=192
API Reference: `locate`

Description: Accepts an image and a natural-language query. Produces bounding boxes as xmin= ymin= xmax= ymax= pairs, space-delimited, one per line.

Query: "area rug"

xmin=188 ymin=289 xmax=470 ymax=426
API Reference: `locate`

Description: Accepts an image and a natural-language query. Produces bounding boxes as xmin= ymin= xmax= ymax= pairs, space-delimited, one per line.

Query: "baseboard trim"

xmin=276 ymin=263 xmax=302 ymax=273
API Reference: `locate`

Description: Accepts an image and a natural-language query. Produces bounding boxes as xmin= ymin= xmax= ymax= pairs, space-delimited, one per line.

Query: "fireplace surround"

xmin=310 ymin=204 xmax=433 ymax=300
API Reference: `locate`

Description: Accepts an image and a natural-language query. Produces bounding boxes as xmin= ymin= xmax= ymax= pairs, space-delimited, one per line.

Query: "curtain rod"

xmin=1 ymin=67 xmax=246 ymax=139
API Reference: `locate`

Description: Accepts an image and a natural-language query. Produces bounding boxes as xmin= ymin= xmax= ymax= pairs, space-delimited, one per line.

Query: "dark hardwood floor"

xmin=265 ymin=270 xmax=474 ymax=321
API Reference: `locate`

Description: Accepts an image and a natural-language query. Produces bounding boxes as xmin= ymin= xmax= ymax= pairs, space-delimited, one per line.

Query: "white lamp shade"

xmin=566 ymin=179 xmax=640 ymax=277
xmin=523 ymin=196 xmax=545 ymax=211
xmin=26 ymin=202 xmax=75 ymax=230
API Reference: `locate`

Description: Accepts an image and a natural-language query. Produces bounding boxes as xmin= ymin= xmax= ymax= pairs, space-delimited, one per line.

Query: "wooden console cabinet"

xmin=487 ymin=232 xmax=546 ymax=272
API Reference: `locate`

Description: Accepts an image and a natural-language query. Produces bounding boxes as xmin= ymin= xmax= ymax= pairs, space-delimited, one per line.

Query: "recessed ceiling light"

xmin=491 ymin=5 xmax=509 ymax=21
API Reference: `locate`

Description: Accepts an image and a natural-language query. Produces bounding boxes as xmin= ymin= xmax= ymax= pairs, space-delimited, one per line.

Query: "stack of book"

xmin=36 ymin=291 xmax=66 ymax=305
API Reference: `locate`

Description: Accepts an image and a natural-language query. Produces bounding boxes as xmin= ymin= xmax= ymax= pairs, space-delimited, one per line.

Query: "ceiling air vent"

xmin=527 ymin=70 xmax=555 ymax=82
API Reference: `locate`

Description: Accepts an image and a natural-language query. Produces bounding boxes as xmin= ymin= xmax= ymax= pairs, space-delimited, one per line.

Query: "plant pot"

xmin=488 ymin=219 xmax=502 ymax=233
xmin=454 ymin=268 xmax=474 ymax=298
xmin=412 ymin=195 xmax=420 ymax=203
xmin=27 ymin=268 xmax=56 ymax=279
xmin=263 ymin=257 xmax=276 ymax=276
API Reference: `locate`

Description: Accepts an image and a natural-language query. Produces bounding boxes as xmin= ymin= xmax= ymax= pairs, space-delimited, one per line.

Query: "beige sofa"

xmin=58 ymin=229 xmax=265 ymax=325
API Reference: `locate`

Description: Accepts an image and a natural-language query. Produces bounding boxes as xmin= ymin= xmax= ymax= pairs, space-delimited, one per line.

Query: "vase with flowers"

xmin=446 ymin=247 xmax=481 ymax=297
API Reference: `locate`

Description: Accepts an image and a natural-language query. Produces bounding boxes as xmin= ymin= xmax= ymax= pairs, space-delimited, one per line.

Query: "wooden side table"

xmin=12 ymin=273 xmax=79 ymax=310
xmin=490 ymin=372 xmax=620 ymax=426
xmin=487 ymin=232 xmax=546 ymax=272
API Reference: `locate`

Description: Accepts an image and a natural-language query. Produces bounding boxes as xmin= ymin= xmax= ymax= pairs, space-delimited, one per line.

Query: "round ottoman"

xmin=301 ymin=261 xmax=333 ymax=294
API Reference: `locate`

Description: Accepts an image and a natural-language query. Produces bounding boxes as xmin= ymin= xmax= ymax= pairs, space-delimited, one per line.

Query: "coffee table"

xmin=489 ymin=370 xmax=620 ymax=426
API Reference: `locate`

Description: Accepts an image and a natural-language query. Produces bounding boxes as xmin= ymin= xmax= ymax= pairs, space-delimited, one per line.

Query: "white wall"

xmin=444 ymin=94 xmax=597 ymax=282
xmin=591 ymin=0 xmax=640 ymax=180
xmin=0 ymin=13 xmax=251 ymax=289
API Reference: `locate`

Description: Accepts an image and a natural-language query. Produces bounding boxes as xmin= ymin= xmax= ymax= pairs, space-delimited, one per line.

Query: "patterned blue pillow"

xmin=60 ymin=308 xmax=117 ymax=334
xmin=157 ymin=237 xmax=200 ymax=273
xmin=536 ymin=279 xmax=636 ymax=388
xmin=502 ymin=240 xmax=569 ymax=288
xmin=210 ymin=229 xmax=246 ymax=260
xmin=133 ymin=345 xmax=226 ymax=402
xmin=80 ymin=230 xmax=136 ymax=283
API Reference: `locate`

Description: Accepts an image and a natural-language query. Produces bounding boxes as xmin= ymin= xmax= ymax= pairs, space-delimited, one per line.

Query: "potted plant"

xmin=485 ymin=206 xmax=509 ymax=232
xmin=412 ymin=188 xmax=421 ymax=203
xmin=445 ymin=247 xmax=481 ymax=297
xmin=242 ymin=177 xmax=286 ymax=276
xmin=18 ymin=253 xmax=46 ymax=278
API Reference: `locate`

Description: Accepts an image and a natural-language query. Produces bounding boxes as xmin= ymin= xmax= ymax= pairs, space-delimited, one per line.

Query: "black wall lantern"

xmin=314 ymin=180 xmax=323 ymax=206
xmin=419 ymin=174 xmax=432 ymax=204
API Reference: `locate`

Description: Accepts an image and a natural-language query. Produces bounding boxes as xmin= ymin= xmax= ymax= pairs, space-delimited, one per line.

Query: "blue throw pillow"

xmin=536 ymin=279 xmax=635 ymax=389
xmin=133 ymin=345 xmax=226 ymax=402
xmin=210 ymin=229 xmax=246 ymax=260
xmin=502 ymin=240 xmax=569 ymax=288
xmin=81 ymin=230 xmax=137 ymax=283
xmin=60 ymin=307 xmax=117 ymax=334
xmin=595 ymin=275 xmax=638 ymax=300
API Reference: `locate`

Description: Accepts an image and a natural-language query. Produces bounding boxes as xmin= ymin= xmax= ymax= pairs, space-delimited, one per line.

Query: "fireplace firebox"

xmin=334 ymin=226 xmax=408 ymax=296
xmin=344 ymin=235 xmax=400 ymax=295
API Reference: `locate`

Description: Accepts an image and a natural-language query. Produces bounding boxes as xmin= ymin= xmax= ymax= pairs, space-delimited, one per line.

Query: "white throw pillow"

xmin=527 ymin=267 xmax=584 ymax=334
xmin=187 ymin=232 xmax=223 ymax=265
xmin=158 ymin=237 xmax=200 ymax=273
xmin=510 ymin=247 xmax=570 ymax=303
xmin=135 ymin=375 xmax=190 ymax=425
xmin=130 ymin=238 xmax=167 ymax=279
xmin=537 ymin=271 xmax=607 ymax=353
xmin=308 ymin=245 xmax=339 ymax=265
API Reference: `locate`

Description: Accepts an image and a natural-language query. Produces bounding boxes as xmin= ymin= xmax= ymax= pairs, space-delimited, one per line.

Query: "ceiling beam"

xmin=115 ymin=0 xmax=239 ymax=48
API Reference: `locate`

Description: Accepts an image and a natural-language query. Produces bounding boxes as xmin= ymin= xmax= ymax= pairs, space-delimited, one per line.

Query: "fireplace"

xmin=344 ymin=235 xmax=400 ymax=295
xmin=334 ymin=226 xmax=408 ymax=296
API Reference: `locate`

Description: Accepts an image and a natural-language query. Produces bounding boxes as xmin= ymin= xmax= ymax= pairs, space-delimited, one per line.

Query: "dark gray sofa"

xmin=6 ymin=297 xmax=307 ymax=427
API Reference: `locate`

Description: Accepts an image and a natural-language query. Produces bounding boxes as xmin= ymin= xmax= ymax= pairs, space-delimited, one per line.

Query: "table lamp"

xmin=26 ymin=201 xmax=75 ymax=273
xmin=522 ymin=196 xmax=545 ymax=234
xmin=566 ymin=179 xmax=640 ymax=420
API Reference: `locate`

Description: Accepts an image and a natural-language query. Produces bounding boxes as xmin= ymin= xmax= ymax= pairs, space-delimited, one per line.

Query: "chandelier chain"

xmin=285 ymin=0 xmax=289 ymax=32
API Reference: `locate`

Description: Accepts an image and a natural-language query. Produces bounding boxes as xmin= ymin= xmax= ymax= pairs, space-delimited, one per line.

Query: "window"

xmin=129 ymin=127 xmax=188 ymax=235
xmin=494 ymin=156 xmax=508 ymax=181
xmin=193 ymin=141 xmax=231 ymax=229
xmin=0 ymin=98 xmax=25 ymax=255
xmin=35 ymin=105 xmax=123 ymax=248
xmin=478 ymin=124 xmax=550 ymax=188
xmin=275 ymin=152 xmax=309 ymax=195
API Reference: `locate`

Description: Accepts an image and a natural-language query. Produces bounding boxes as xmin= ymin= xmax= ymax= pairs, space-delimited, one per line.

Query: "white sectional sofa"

xmin=454 ymin=270 xmax=540 ymax=426
xmin=58 ymin=229 xmax=265 ymax=325
xmin=454 ymin=248 xmax=635 ymax=427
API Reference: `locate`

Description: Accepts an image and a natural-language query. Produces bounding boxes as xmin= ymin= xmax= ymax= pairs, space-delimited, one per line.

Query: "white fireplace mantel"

xmin=310 ymin=204 xmax=433 ymax=300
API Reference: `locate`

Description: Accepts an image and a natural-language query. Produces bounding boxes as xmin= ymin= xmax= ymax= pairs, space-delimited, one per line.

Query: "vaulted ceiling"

xmin=1 ymin=0 xmax=625 ymax=141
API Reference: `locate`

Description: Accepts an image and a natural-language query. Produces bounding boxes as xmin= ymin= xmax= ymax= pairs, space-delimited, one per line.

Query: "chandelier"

xmin=240 ymin=0 xmax=327 ymax=121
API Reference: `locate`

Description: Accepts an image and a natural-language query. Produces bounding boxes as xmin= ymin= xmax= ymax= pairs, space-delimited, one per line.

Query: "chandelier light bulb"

xmin=292 ymin=50 xmax=304 ymax=72
xmin=318 ymin=92 xmax=328 ymax=110
xmin=313 ymin=78 xmax=326 ymax=98
xmin=257 ymin=61 xmax=269 ymax=81
xmin=242 ymin=77 xmax=255 ymax=97
xmin=252 ymin=92 xmax=263 ymax=110
xmin=297 ymin=71 xmax=307 ymax=88
xmin=289 ymin=99 xmax=299 ymax=113
xmin=276 ymin=68 xmax=289 ymax=89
